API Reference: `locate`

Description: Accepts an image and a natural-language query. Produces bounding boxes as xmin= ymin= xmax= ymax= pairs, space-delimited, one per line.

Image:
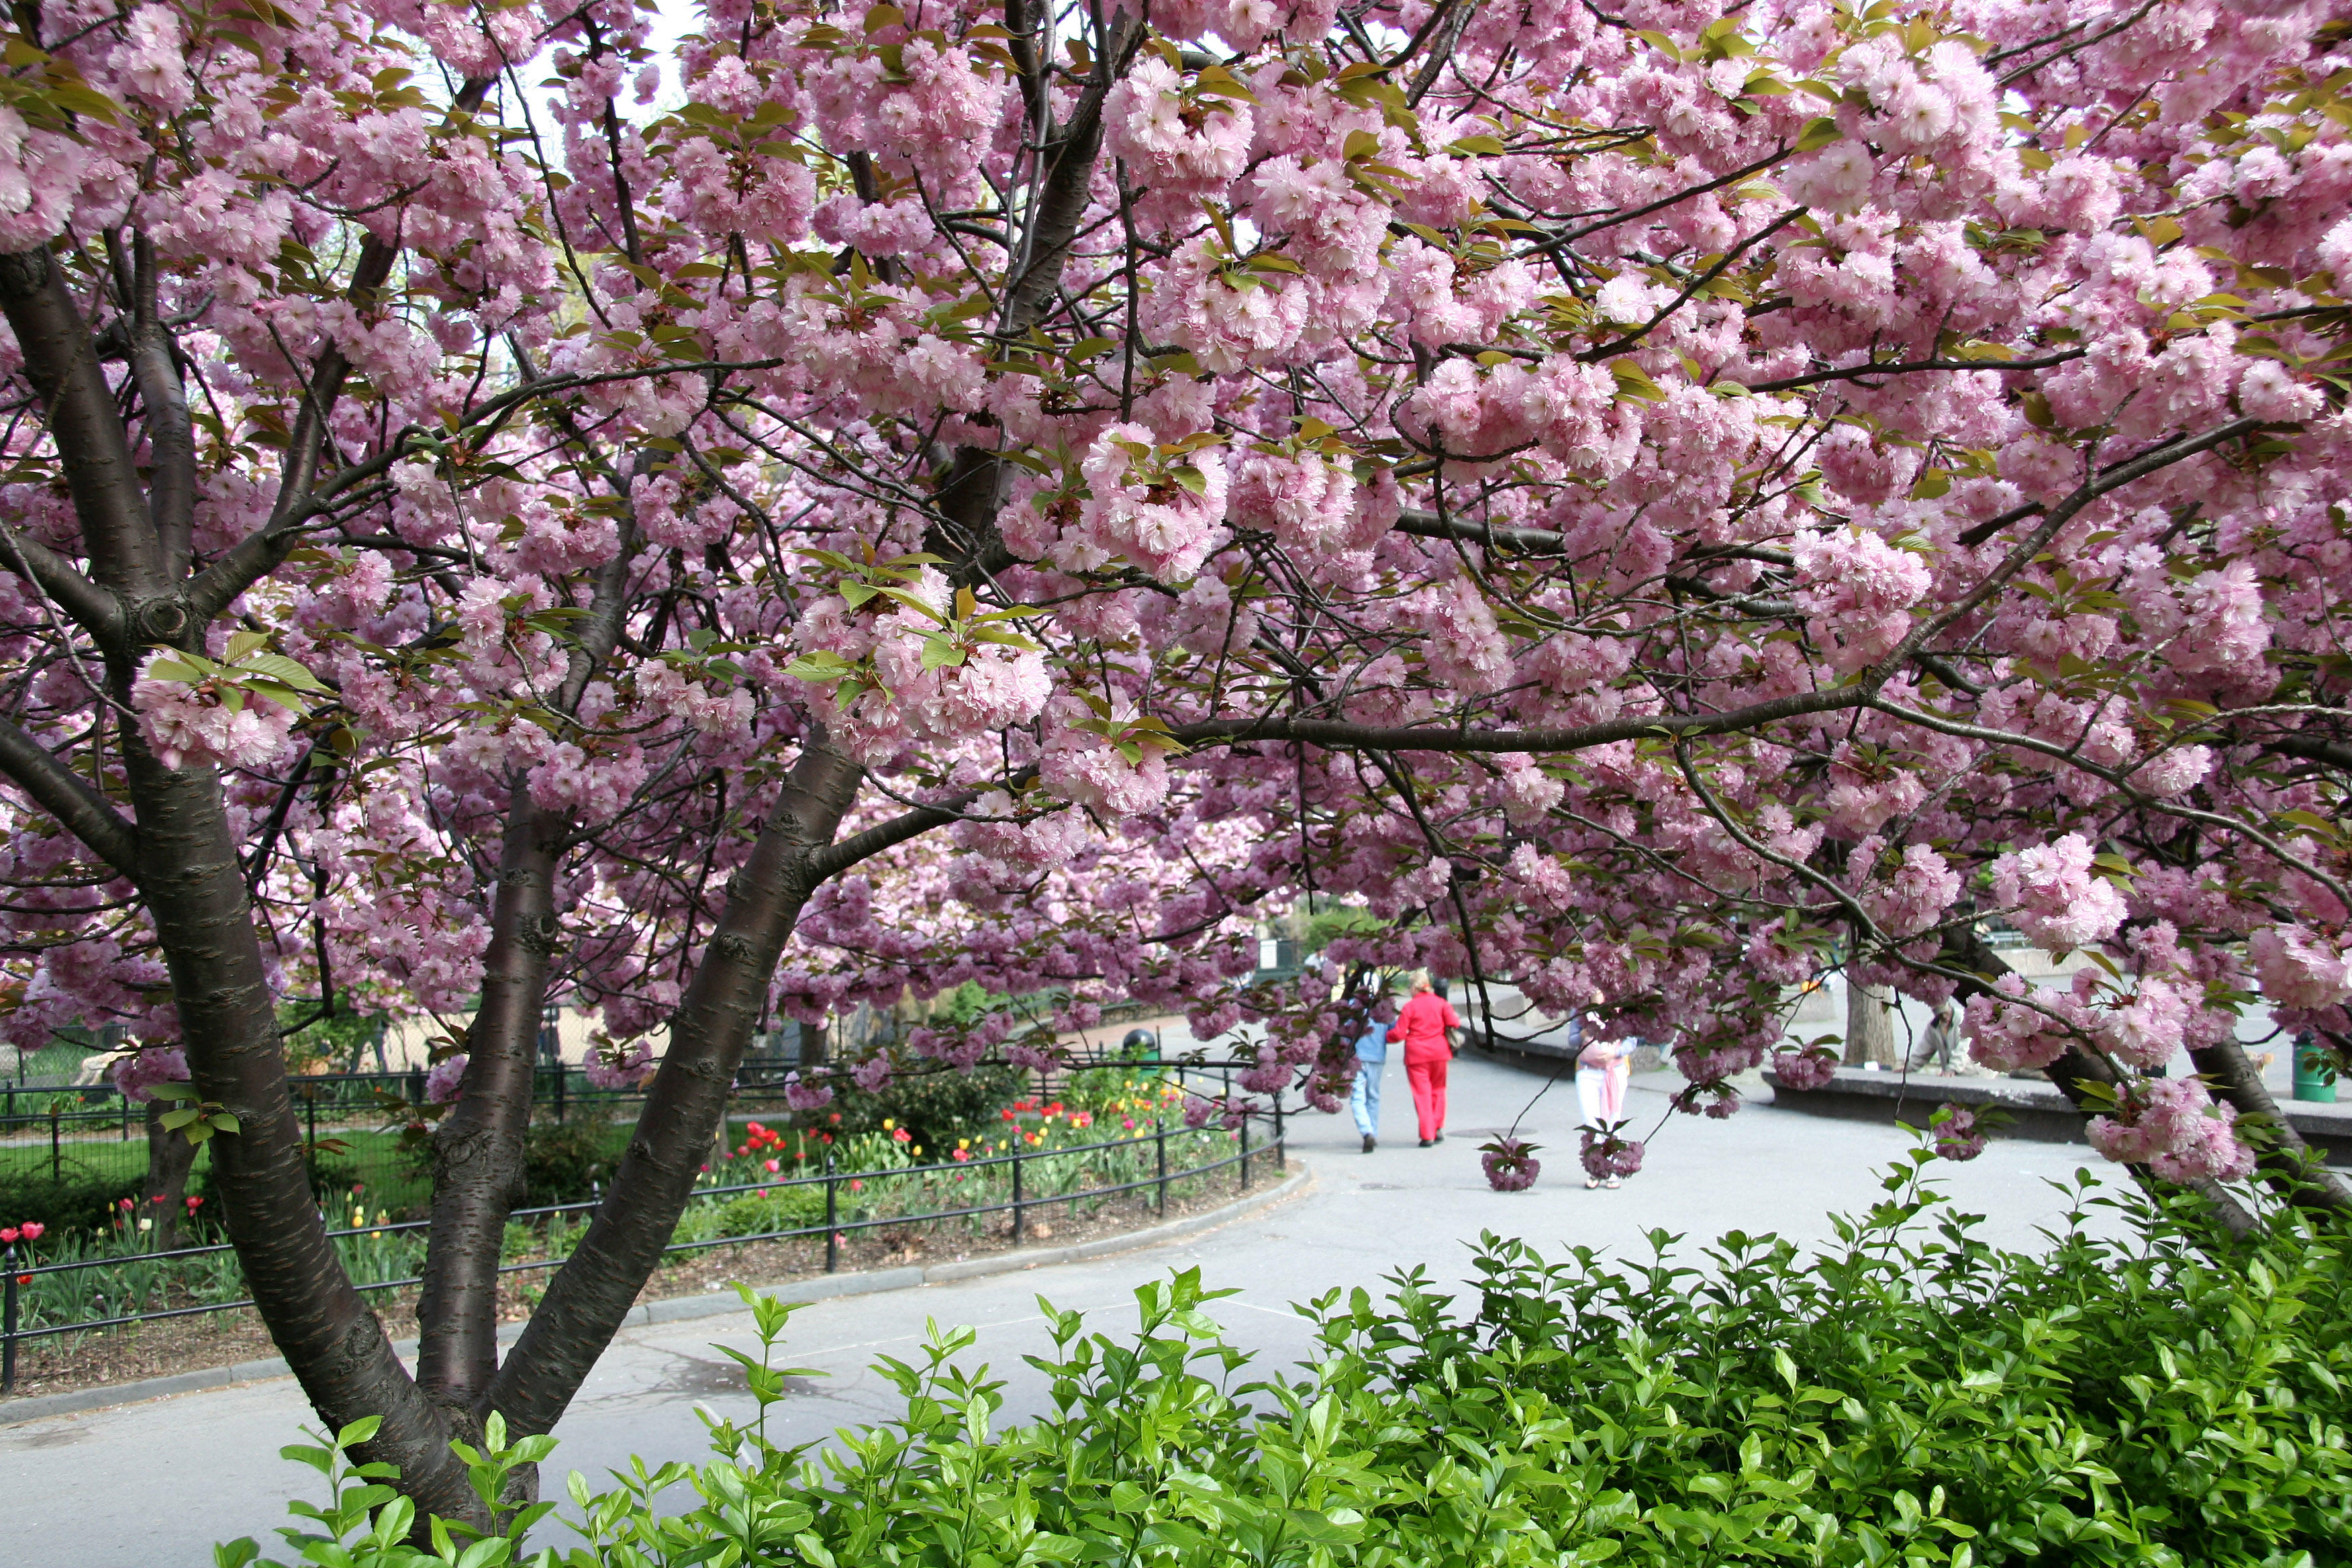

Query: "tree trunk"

xmin=798 ymin=1017 xmax=828 ymax=1068
xmin=141 ymin=1099 xmax=201 ymax=1250
xmin=2188 ymin=1034 xmax=2352 ymax=1218
xmin=409 ymin=505 xmax=640 ymax=1438
xmin=485 ymin=740 xmax=869 ymax=1435
xmin=134 ymin=757 xmax=488 ymax=1522
xmin=1842 ymin=979 xmax=1898 ymax=1067
xmin=412 ymin=789 xmax=562 ymax=1414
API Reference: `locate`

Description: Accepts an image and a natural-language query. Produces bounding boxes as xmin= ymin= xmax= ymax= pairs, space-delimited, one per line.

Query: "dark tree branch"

xmin=0 ymin=523 xmax=121 ymax=640
xmin=1741 ymin=347 xmax=2086 ymax=395
xmin=415 ymin=787 xmax=559 ymax=1410
xmin=416 ymin=515 xmax=643 ymax=1408
xmin=1889 ymin=416 xmax=2264 ymax=670
xmin=0 ymin=712 xmax=138 ymax=874
xmin=927 ymin=11 xmax=1146 ymax=582
xmin=2263 ymin=733 xmax=2352 ymax=772
xmin=128 ymin=230 xmax=195 ymax=581
xmin=127 ymin=738 xmax=485 ymax=1521
xmin=2188 ymin=1034 xmax=2352 ymax=1218
xmin=179 ymin=75 xmax=497 ymax=623
xmin=0 ymin=246 xmax=161 ymax=607
xmin=810 ymin=769 xmax=1040 ymax=882
xmin=1172 ymin=683 xmax=1868 ymax=754
xmin=1391 ymin=507 xmax=1570 ymax=555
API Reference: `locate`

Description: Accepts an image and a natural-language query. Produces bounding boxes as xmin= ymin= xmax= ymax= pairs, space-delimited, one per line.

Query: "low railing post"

xmin=119 ymin=1086 xmax=128 ymax=1140
xmin=824 ymin=1144 xmax=838 ymax=1274
xmin=2 ymin=1240 xmax=17 ymax=1395
xmin=1012 ymin=1147 xmax=1025 ymax=1244
xmin=1239 ymin=1116 xmax=1251 ymax=1192
xmin=1155 ymin=1116 xmax=1168 ymax=1216
xmin=1275 ymin=1097 xmax=1285 ymax=1171
xmin=554 ymin=1063 xmax=567 ymax=1122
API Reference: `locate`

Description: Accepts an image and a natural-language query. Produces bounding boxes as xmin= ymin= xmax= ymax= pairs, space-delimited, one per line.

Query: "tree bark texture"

xmin=2187 ymin=1034 xmax=2352 ymax=1218
xmin=413 ymin=789 xmax=560 ymax=1413
xmin=132 ymin=754 xmax=487 ymax=1516
xmin=485 ymin=740 xmax=868 ymax=1434
xmin=413 ymin=506 xmax=642 ymax=1414
xmin=140 ymin=1098 xmax=201 ymax=1251
xmin=1842 ymin=979 xmax=1898 ymax=1067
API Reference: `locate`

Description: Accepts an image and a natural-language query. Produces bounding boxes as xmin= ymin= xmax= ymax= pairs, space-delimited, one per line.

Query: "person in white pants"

xmin=1577 ymin=1034 xmax=1635 ymax=1187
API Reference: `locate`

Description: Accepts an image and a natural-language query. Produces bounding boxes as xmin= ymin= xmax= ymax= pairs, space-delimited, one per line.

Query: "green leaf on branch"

xmin=1796 ymin=116 xmax=1843 ymax=152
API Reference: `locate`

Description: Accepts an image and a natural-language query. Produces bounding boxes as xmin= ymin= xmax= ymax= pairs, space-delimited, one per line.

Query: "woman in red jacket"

xmin=1391 ymin=975 xmax=1463 ymax=1146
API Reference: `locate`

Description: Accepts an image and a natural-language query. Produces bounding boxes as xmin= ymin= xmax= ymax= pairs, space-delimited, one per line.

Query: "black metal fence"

xmin=0 ymin=1069 xmax=1283 ymax=1395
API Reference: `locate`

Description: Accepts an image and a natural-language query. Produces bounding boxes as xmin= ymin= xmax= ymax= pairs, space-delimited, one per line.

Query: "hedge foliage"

xmin=222 ymin=1150 xmax=2350 ymax=1567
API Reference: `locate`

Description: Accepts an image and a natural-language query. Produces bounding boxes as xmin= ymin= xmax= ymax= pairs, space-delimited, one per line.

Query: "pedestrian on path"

xmin=1907 ymin=1000 xmax=1962 ymax=1075
xmin=1576 ymin=1030 xmax=1634 ymax=1189
xmin=1350 ymin=1010 xmax=1390 ymax=1153
xmin=1394 ymin=975 xmax=1463 ymax=1146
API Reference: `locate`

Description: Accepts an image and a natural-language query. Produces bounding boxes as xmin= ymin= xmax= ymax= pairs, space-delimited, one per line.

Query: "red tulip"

xmin=0 ymin=1228 xmax=17 ymax=1244
xmin=21 ymin=1222 xmax=43 ymax=1240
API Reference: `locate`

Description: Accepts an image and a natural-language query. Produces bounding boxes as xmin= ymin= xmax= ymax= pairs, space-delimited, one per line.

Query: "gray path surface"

xmin=9 ymin=1053 xmax=2128 ymax=1567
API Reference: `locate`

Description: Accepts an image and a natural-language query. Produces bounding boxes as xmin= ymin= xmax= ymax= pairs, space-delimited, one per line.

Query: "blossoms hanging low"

xmin=111 ymin=1046 xmax=189 ymax=1104
xmin=2087 ymin=1079 xmax=2257 ymax=1186
xmin=1479 ymin=1136 xmax=1542 ymax=1193
xmin=1579 ymin=1126 xmax=1645 ymax=1183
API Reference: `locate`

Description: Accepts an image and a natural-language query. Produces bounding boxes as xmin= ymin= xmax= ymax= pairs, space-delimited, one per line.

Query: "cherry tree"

xmin=0 ymin=0 xmax=2346 ymax=1522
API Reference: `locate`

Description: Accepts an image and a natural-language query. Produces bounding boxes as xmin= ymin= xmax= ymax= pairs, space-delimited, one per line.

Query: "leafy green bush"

xmin=935 ymin=979 xmax=1013 ymax=1025
xmin=188 ymin=1140 xmax=360 ymax=1210
xmin=222 ymin=1151 xmax=2352 ymax=1567
xmin=713 ymin=1185 xmax=826 ymax=1238
xmin=0 ymin=1163 xmax=146 ymax=1236
xmin=815 ymin=1061 xmax=1026 ymax=1155
xmin=519 ymin=1118 xmax=624 ymax=1208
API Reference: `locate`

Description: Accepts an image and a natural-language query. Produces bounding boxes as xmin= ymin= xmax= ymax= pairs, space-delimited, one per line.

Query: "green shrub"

xmin=0 ymin=1163 xmax=146 ymax=1236
xmin=221 ymin=1151 xmax=2352 ymax=1568
xmin=189 ymin=1141 xmax=360 ymax=1210
xmin=712 ymin=1185 xmax=827 ymax=1238
xmin=519 ymin=1118 xmax=624 ymax=1207
xmin=815 ymin=1061 xmax=1026 ymax=1154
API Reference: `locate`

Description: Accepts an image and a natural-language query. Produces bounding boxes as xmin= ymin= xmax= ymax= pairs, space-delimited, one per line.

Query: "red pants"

xmin=1406 ymin=1053 xmax=1449 ymax=1140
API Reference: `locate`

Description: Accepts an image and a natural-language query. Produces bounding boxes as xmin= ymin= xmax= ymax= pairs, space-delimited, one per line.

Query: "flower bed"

xmin=1 ymin=1088 xmax=1264 ymax=1399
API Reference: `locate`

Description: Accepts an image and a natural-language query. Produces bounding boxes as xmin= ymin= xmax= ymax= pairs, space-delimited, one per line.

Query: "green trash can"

xmin=2294 ymin=1032 xmax=2339 ymax=1104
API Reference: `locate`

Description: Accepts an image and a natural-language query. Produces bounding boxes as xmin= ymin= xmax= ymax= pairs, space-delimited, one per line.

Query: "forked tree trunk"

xmin=485 ymin=743 xmax=873 ymax=1435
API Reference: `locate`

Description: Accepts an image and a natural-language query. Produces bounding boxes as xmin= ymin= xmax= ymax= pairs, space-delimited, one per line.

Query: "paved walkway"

xmin=11 ymin=1053 xmax=2128 ymax=1566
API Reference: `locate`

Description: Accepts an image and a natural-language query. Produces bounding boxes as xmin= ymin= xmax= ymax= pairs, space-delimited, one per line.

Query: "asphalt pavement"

xmin=8 ymin=1052 xmax=2133 ymax=1566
